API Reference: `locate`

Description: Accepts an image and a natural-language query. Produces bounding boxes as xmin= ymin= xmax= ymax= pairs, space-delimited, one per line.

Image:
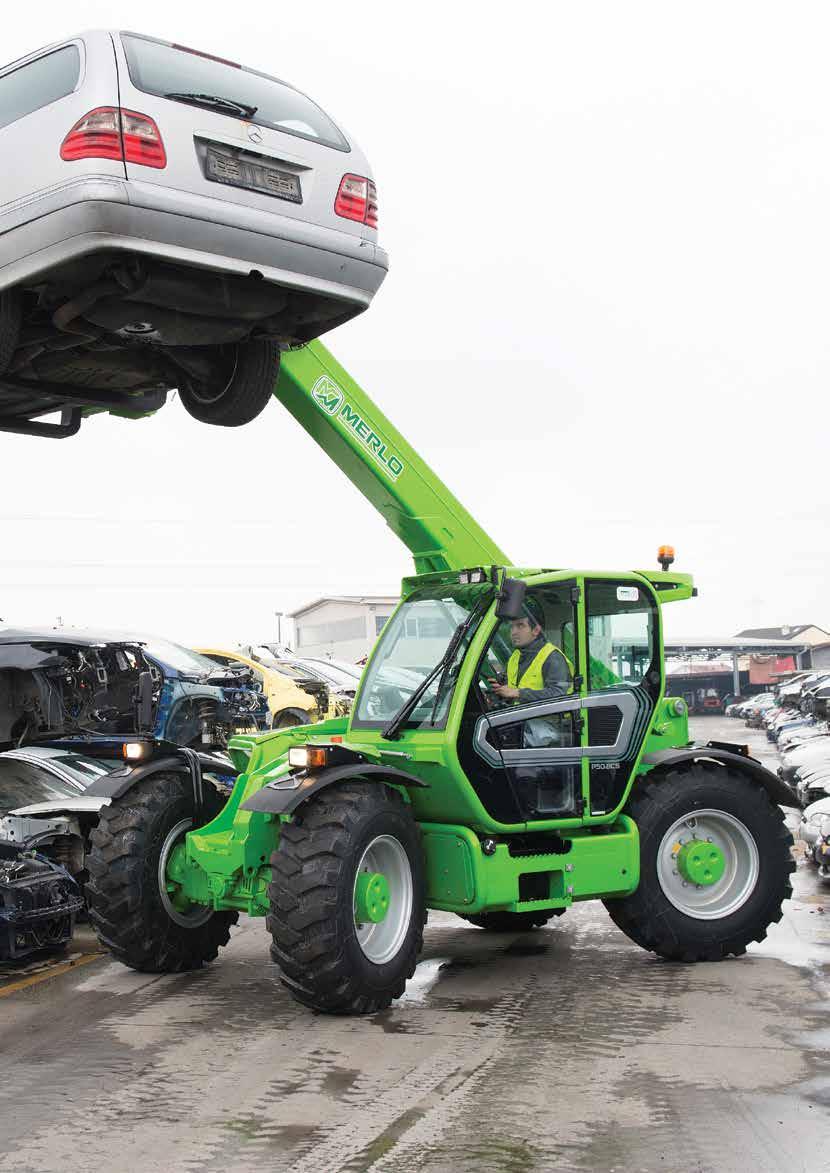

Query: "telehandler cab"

xmin=86 ymin=343 xmax=797 ymax=1013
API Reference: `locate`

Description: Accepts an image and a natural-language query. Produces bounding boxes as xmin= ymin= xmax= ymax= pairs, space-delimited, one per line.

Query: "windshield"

xmin=144 ymin=640 xmax=221 ymax=678
xmin=0 ymin=758 xmax=81 ymax=812
xmin=296 ymin=659 xmax=361 ymax=690
xmin=353 ymin=585 xmax=492 ymax=730
xmin=121 ymin=34 xmax=350 ymax=151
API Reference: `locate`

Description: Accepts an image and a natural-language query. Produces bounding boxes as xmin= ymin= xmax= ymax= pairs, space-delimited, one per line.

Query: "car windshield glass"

xmin=120 ymin=34 xmax=349 ymax=151
xmin=353 ymin=584 xmax=492 ymax=730
xmin=0 ymin=759 xmax=80 ymax=811
xmin=144 ymin=640 xmax=218 ymax=677
xmin=303 ymin=660 xmax=361 ymax=688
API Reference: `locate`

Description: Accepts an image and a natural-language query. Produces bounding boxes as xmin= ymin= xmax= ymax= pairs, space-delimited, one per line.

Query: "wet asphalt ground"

xmin=1 ymin=715 xmax=829 ymax=1173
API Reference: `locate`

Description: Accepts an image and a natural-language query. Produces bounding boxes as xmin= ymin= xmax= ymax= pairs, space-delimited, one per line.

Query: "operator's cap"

xmin=519 ymin=596 xmax=544 ymax=628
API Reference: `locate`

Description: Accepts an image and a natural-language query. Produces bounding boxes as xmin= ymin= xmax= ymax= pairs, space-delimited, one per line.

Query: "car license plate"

xmin=205 ymin=147 xmax=302 ymax=204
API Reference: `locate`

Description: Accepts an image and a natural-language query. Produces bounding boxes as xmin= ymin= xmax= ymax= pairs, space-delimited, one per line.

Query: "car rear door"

xmin=0 ymin=31 xmax=123 ymax=214
xmin=111 ymin=32 xmax=371 ymax=241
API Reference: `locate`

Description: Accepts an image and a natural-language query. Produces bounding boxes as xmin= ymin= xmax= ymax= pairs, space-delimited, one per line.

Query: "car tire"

xmin=86 ymin=771 xmax=237 ymax=972
xmin=603 ymin=765 xmax=794 ymax=962
xmin=459 ymin=910 xmax=562 ymax=931
xmin=178 ymin=340 xmax=279 ymax=427
xmin=268 ymin=781 xmax=426 ymax=1014
xmin=272 ymin=708 xmax=311 ymax=730
xmin=0 ymin=288 xmax=22 ymax=375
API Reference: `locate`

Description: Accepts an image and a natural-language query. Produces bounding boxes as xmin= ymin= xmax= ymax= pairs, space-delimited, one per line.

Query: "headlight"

xmin=288 ymin=745 xmax=329 ymax=770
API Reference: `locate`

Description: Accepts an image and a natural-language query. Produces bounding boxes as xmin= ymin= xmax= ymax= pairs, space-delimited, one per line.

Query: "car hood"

xmin=8 ymin=796 xmax=108 ymax=817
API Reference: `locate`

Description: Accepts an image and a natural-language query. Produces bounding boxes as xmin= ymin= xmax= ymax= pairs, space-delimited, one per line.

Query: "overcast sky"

xmin=1 ymin=1 xmax=828 ymax=648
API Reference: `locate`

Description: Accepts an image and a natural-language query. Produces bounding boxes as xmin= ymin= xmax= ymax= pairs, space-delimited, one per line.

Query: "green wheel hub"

xmin=355 ymin=871 xmax=390 ymax=924
xmin=675 ymin=840 xmax=726 ymax=887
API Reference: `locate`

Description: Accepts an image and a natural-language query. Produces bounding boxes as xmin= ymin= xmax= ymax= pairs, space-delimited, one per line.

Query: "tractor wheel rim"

xmin=158 ymin=818 xmax=213 ymax=928
xmin=657 ymin=808 xmax=759 ymax=920
xmin=353 ymin=834 xmax=413 ymax=964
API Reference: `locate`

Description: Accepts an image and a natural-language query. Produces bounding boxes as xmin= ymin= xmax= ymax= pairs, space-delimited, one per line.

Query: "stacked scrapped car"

xmin=0 ymin=841 xmax=83 ymax=960
xmin=0 ymin=30 xmax=386 ymax=437
xmin=0 ymin=629 xmax=154 ymax=747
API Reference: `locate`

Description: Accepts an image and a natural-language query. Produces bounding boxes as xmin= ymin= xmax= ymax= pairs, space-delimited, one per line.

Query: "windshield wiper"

xmin=164 ymin=92 xmax=258 ymax=118
xmin=381 ymin=596 xmax=489 ymax=741
xmin=381 ymin=623 xmax=466 ymax=742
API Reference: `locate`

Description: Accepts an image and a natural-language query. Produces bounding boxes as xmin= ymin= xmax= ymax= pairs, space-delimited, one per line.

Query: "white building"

xmin=289 ymin=596 xmax=399 ymax=662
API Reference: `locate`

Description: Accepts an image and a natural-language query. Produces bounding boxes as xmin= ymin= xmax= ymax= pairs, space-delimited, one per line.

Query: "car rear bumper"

xmin=0 ymin=176 xmax=388 ymax=308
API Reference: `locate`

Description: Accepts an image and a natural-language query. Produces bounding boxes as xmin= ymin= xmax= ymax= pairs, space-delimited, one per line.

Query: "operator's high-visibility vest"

xmin=506 ymin=643 xmax=574 ymax=693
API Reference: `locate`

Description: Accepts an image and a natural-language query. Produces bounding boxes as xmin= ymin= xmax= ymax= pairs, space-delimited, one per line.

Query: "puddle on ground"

xmin=747 ymin=914 xmax=830 ymax=975
xmin=395 ymin=957 xmax=452 ymax=1004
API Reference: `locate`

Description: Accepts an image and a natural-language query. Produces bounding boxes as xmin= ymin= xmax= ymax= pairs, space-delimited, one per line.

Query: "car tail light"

xmin=121 ymin=109 xmax=167 ymax=168
xmin=335 ymin=173 xmax=378 ymax=229
xmin=60 ymin=107 xmax=166 ymax=168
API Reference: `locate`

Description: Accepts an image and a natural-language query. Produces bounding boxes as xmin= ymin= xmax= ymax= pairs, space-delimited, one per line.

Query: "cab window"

xmin=481 ymin=585 xmax=577 ymax=706
xmin=586 ymin=581 xmax=657 ymax=691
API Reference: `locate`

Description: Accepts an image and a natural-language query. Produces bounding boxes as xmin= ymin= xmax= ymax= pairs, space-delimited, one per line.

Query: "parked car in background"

xmin=0 ymin=629 xmax=154 ymax=748
xmin=0 ymin=628 xmax=269 ymax=753
xmin=247 ymin=646 xmax=360 ymax=712
xmin=197 ymin=646 xmax=330 ymax=729
xmin=142 ymin=638 xmax=269 ymax=747
xmin=0 ymin=29 xmax=386 ymax=438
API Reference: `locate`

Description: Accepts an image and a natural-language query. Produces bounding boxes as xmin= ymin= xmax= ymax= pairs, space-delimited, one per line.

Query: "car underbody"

xmin=0 ymin=251 xmax=358 ymax=437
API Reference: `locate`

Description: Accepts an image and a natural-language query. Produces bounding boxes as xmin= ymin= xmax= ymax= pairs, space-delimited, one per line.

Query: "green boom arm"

xmin=276 ymin=341 xmax=509 ymax=574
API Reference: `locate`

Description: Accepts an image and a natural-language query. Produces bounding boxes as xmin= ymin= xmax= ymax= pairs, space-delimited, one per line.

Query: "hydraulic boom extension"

xmin=276 ymin=342 xmax=508 ymax=574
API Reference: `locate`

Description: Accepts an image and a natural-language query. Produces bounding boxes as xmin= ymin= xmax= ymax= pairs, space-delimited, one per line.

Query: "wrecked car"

xmin=0 ymin=30 xmax=386 ymax=438
xmin=0 ymin=841 xmax=83 ymax=961
xmin=0 ymin=741 xmax=238 ymax=893
xmin=0 ymin=629 xmax=155 ymax=748
xmin=0 ymin=629 xmax=269 ymax=753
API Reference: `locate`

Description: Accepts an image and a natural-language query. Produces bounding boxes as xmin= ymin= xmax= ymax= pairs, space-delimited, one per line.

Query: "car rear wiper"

xmin=164 ymin=92 xmax=258 ymax=119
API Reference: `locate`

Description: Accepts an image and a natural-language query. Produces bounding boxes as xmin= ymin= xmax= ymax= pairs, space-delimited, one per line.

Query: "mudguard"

xmin=84 ymin=751 xmax=236 ymax=804
xmin=242 ymin=763 xmax=428 ymax=816
xmin=642 ymin=743 xmax=799 ymax=808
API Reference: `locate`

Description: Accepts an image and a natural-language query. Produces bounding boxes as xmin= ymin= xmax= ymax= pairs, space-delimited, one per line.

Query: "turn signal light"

xmin=335 ymin=174 xmax=378 ymax=228
xmin=61 ymin=107 xmax=167 ymax=168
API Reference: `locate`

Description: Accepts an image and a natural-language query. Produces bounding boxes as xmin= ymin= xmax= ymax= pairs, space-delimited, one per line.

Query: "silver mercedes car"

xmin=0 ymin=30 xmax=387 ymax=437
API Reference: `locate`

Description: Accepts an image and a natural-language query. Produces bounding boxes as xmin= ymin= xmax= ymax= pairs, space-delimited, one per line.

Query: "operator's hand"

xmin=488 ymin=680 xmax=520 ymax=700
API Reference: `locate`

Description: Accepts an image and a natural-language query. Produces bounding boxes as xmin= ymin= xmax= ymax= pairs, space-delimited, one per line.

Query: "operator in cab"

xmin=488 ymin=598 xmax=572 ymax=705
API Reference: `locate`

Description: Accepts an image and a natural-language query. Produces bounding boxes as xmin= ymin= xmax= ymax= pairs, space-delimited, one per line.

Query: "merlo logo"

xmin=311 ymin=376 xmax=343 ymax=416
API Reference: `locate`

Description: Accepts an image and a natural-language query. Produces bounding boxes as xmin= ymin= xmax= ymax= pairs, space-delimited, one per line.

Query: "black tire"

xmin=460 ymin=910 xmax=560 ymax=931
xmin=178 ymin=340 xmax=279 ymax=426
xmin=86 ymin=771 xmax=238 ymax=972
xmin=272 ymin=708 xmax=311 ymax=731
xmin=0 ymin=287 xmax=22 ymax=374
xmin=603 ymin=765 xmax=794 ymax=962
xmin=268 ymin=781 xmax=426 ymax=1014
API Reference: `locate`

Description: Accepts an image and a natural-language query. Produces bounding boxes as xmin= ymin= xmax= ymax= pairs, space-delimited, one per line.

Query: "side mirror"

xmin=495 ymin=577 xmax=527 ymax=620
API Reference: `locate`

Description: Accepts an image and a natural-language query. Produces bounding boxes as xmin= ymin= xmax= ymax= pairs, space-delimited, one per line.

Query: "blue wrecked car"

xmin=0 ymin=628 xmax=269 ymax=751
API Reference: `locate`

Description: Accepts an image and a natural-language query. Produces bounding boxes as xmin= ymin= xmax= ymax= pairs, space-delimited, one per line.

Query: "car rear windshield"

xmin=120 ymin=34 xmax=349 ymax=152
xmin=0 ymin=44 xmax=80 ymax=131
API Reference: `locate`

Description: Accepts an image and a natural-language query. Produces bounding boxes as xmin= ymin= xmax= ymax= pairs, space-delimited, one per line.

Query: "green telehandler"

xmin=86 ymin=342 xmax=797 ymax=1013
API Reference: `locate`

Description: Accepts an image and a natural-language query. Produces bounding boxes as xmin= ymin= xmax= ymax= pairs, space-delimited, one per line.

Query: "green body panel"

xmin=277 ymin=343 xmax=509 ymax=574
xmin=168 ymin=344 xmax=697 ymax=920
xmin=421 ymin=817 xmax=639 ymax=913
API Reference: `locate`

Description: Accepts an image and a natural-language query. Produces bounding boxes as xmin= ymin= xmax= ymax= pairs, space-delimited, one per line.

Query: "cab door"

xmin=464 ymin=579 xmax=586 ymax=824
xmin=581 ymin=578 xmax=661 ymax=816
